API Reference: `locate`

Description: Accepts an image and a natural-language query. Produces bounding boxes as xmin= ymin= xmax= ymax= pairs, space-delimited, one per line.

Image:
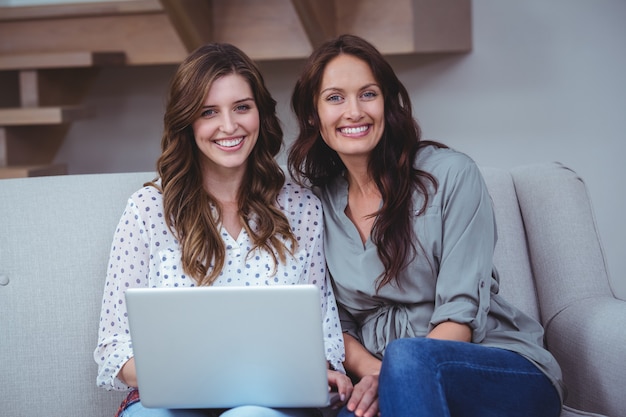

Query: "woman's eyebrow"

xmin=320 ymin=83 xmax=380 ymax=94
xmin=201 ymin=97 xmax=255 ymax=108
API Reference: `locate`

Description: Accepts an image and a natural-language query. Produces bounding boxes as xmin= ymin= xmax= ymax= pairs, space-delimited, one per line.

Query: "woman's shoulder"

xmin=415 ymin=144 xmax=481 ymax=179
xmin=278 ymin=181 xmax=323 ymax=212
xmin=127 ymin=182 xmax=164 ymax=209
xmin=280 ymin=180 xmax=321 ymax=201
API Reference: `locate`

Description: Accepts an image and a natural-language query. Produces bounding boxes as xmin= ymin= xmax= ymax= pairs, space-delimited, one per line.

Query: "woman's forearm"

xmin=118 ymin=357 xmax=138 ymax=388
xmin=343 ymin=321 xmax=470 ymax=380
xmin=343 ymin=333 xmax=382 ymax=378
xmin=427 ymin=321 xmax=472 ymax=342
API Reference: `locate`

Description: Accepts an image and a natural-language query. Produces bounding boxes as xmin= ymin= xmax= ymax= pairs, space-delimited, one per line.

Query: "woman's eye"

xmin=235 ymin=104 xmax=251 ymax=112
xmin=326 ymin=94 xmax=342 ymax=103
xmin=362 ymin=91 xmax=378 ymax=99
xmin=201 ymin=108 xmax=216 ymax=117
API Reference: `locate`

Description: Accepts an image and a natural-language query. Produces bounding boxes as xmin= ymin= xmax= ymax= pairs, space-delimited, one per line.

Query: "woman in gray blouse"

xmin=288 ymin=34 xmax=564 ymax=417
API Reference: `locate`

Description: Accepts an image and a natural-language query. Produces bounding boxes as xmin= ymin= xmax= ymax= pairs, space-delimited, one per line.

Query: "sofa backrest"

xmin=0 ymin=167 xmax=542 ymax=416
xmin=0 ymin=172 xmax=154 ymax=417
xmin=481 ymin=167 xmax=541 ymax=321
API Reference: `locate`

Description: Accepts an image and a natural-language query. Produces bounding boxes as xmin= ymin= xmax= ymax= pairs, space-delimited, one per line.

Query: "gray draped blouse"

xmin=315 ymin=145 xmax=564 ymax=401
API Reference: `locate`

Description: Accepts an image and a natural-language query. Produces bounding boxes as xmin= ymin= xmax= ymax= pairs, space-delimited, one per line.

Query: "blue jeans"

xmin=121 ymin=403 xmax=318 ymax=417
xmin=339 ymin=338 xmax=561 ymax=417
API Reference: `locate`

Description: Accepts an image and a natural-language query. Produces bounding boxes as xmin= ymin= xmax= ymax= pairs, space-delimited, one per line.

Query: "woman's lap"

xmin=339 ymin=338 xmax=561 ymax=417
xmin=122 ymin=403 xmax=318 ymax=417
xmin=220 ymin=405 xmax=317 ymax=417
xmin=120 ymin=402 xmax=215 ymax=417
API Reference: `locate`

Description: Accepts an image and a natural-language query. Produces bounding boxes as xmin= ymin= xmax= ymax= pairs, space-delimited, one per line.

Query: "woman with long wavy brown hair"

xmin=288 ymin=34 xmax=563 ymax=417
xmin=95 ymin=43 xmax=351 ymax=417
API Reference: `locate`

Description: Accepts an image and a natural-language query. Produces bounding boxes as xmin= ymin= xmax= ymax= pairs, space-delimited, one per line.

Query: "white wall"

xmin=53 ymin=0 xmax=626 ymax=298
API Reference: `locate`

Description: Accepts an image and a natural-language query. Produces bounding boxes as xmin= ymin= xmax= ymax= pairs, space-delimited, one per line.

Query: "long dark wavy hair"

xmin=151 ymin=43 xmax=296 ymax=286
xmin=288 ymin=34 xmax=444 ymax=291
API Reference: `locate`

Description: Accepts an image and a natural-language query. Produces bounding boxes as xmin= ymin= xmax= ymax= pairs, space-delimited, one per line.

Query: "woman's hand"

xmin=341 ymin=334 xmax=382 ymax=416
xmin=327 ymin=369 xmax=353 ymax=408
xmin=346 ymin=373 xmax=379 ymax=417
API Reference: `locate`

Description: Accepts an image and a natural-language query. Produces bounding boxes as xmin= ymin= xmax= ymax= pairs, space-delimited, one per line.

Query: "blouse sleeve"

xmin=93 ymin=196 xmax=151 ymax=391
xmin=295 ymin=188 xmax=346 ymax=373
xmin=317 ymin=268 xmax=347 ymax=373
xmin=428 ymin=157 xmax=497 ymax=343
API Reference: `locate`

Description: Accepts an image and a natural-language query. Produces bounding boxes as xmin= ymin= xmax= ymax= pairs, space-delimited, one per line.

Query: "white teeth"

xmin=340 ymin=126 xmax=369 ymax=134
xmin=215 ymin=137 xmax=243 ymax=147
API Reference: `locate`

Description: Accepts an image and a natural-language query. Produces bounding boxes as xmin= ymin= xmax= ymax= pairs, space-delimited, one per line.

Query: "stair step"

xmin=0 ymin=51 xmax=125 ymax=71
xmin=0 ymin=164 xmax=67 ymax=179
xmin=0 ymin=106 xmax=93 ymax=126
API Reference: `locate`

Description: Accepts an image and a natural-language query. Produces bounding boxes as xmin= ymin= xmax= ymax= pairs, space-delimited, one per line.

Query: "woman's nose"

xmin=346 ymin=98 xmax=363 ymax=120
xmin=220 ymin=113 xmax=238 ymax=133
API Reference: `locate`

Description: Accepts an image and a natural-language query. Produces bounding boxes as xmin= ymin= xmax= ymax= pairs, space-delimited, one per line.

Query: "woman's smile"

xmin=214 ymin=136 xmax=245 ymax=149
xmin=339 ymin=124 xmax=371 ymax=136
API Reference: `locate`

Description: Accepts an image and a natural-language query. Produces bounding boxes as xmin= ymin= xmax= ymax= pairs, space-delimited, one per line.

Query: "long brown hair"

xmin=288 ymin=34 xmax=443 ymax=290
xmin=152 ymin=43 xmax=296 ymax=286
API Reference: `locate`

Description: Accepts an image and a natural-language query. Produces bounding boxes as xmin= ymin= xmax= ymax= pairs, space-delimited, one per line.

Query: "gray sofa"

xmin=1 ymin=162 xmax=624 ymax=417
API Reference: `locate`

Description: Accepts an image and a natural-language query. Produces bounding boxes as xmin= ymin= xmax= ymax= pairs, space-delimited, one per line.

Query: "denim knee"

xmin=121 ymin=402 xmax=208 ymax=417
xmin=219 ymin=406 xmax=313 ymax=417
xmin=383 ymin=338 xmax=432 ymax=367
xmin=220 ymin=406 xmax=274 ymax=417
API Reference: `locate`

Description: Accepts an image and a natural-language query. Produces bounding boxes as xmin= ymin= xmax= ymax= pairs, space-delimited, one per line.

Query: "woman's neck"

xmin=202 ymin=166 xmax=245 ymax=239
xmin=342 ymin=157 xmax=377 ymax=197
xmin=202 ymin=166 xmax=245 ymax=204
xmin=343 ymin=160 xmax=381 ymax=244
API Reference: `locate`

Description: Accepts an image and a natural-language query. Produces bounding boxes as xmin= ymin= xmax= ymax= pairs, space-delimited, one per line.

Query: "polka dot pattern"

xmin=94 ymin=182 xmax=345 ymax=391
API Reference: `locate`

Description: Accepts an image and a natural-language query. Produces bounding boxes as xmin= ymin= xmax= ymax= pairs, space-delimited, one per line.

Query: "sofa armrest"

xmin=547 ymin=296 xmax=626 ymax=416
xmin=511 ymin=163 xmax=614 ymax=321
xmin=511 ymin=162 xmax=623 ymax=416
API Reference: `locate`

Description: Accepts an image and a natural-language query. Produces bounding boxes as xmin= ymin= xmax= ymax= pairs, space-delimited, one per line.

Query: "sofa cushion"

xmin=0 ymin=172 xmax=152 ymax=417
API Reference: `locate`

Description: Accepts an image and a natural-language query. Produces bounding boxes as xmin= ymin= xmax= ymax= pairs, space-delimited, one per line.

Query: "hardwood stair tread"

xmin=0 ymin=51 xmax=125 ymax=71
xmin=0 ymin=0 xmax=161 ymax=22
xmin=0 ymin=163 xmax=67 ymax=179
xmin=0 ymin=106 xmax=94 ymax=126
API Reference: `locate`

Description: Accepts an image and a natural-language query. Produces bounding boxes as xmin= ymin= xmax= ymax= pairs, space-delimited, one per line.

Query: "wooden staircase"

xmin=0 ymin=0 xmax=471 ymax=179
xmin=0 ymin=51 xmax=125 ymax=179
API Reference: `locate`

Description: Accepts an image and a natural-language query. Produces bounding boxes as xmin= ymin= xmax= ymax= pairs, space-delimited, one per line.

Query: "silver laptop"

xmin=125 ymin=285 xmax=337 ymax=409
